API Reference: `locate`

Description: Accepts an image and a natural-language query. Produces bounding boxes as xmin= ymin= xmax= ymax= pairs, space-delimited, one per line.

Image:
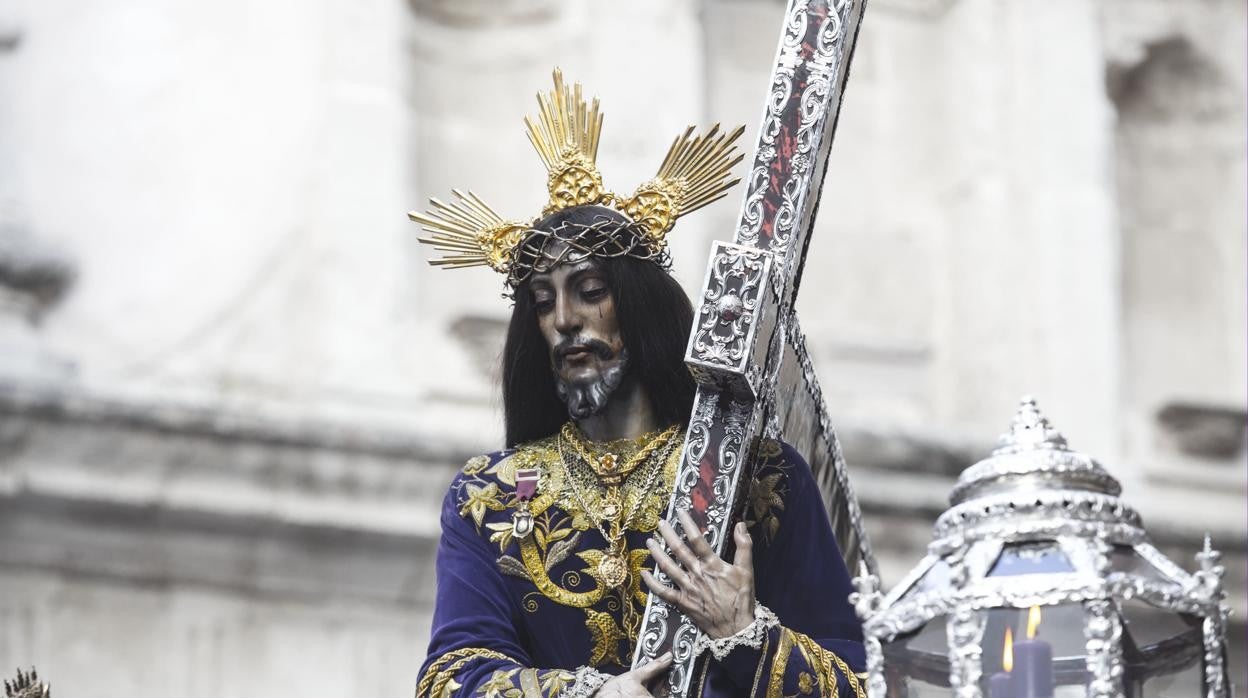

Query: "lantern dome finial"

xmin=948 ymin=396 xmax=1121 ymax=506
xmin=994 ymin=395 xmax=1068 ymax=454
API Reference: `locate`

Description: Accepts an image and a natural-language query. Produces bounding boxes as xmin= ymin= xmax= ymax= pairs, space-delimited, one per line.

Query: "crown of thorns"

xmin=507 ymin=215 xmax=672 ymax=288
xmin=408 ymin=69 xmax=743 ymax=289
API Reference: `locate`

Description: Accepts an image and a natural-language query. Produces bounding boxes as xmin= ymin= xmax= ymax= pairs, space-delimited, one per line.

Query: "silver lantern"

xmin=851 ymin=397 xmax=1231 ymax=698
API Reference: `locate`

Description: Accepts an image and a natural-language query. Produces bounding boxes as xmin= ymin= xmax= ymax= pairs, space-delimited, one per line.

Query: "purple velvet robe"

xmin=416 ymin=439 xmax=865 ymax=698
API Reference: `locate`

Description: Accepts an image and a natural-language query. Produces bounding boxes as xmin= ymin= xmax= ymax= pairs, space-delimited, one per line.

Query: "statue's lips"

xmin=555 ymin=340 xmax=612 ymax=366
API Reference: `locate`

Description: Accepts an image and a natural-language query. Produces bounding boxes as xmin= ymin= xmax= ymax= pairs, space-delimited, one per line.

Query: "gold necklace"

xmin=559 ymin=423 xmax=680 ymax=524
xmin=560 ymin=423 xmax=679 ymax=487
xmin=556 ymin=424 xmax=680 ymax=588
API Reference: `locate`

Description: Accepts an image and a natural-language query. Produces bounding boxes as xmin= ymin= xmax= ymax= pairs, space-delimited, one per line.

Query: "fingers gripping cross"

xmin=642 ymin=510 xmax=757 ymax=640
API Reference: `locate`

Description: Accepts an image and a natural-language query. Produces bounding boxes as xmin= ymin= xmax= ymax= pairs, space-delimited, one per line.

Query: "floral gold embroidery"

xmin=758 ymin=438 xmax=784 ymax=459
xmin=464 ymin=454 xmax=492 ymax=476
xmin=517 ymin=668 xmax=542 ymax=698
xmin=462 ymin=482 xmax=507 ymax=527
xmin=584 ymin=609 xmax=628 ymax=667
xmin=747 ymin=472 xmax=786 ymax=543
xmin=491 ymin=455 xmax=521 ymax=488
xmin=452 ymin=434 xmax=682 ymax=668
xmin=746 ymin=440 xmax=790 ymax=544
xmin=797 ymin=671 xmax=815 ymax=695
xmin=487 ymin=521 xmax=517 ymax=553
xmin=539 ymin=670 xmax=575 ymax=695
xmin=473 ymin=667 xmax=575 ymax=698
xmin=478 ymin=669 xmax=519 ymax=698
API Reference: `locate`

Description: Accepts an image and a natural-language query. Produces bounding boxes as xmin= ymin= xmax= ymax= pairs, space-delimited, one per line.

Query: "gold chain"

xmin=557 ymin=424 xmax=678 ymax=534
xmin=560 ymin=422 xmax=680 ymax=485
xmin=557 ymin=424 xmax=680 ymax=648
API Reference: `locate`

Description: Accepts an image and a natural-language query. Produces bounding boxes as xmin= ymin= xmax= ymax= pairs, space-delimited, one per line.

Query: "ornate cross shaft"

xmin=631 ymin=1 xmax=875 ymax=695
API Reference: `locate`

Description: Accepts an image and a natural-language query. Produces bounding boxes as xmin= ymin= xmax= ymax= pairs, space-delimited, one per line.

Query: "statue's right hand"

xmin=594 ymin=652 xmax=672 ymax=698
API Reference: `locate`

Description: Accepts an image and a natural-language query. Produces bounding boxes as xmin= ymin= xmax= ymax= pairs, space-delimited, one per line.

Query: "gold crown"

xmin=409 ymin=69 xmax=744 ymax=277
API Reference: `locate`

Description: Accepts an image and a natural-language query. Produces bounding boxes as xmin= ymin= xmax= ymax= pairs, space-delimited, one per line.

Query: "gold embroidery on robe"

xmin=453 ymin=439 xmax=677 ymax=666
xmin=766 ymin=628 xmax=795 ymax=698
xmin=746 ymin=439 xmax=790 ymax=543
xmin=538 ymin=669 xmax=575 ymax=695
xmin=452 ymin=437 xmax=800 ymax=671
xmin=584 ymin=609 xmax=629 ymax=667
xmin=763 ymin=628 xmax=865 ymax=698
xmin=474 ymin=667 xmax=575 ymax=698
xmin=461 ymin=482 xmax=507 ymax=527
xmin=417 ymin=647 xmax=518 ymax=698
xmin=477 ymin=669 xmax=518 ymax=698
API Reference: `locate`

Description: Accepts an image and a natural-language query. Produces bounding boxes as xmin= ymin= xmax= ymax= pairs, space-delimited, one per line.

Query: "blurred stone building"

xmin=0 ymin=0 xmax=1243 ymax=695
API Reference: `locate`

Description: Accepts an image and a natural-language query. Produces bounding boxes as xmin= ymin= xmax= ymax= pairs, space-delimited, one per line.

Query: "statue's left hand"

xmin=642 ymin=510 xmax=756 ymax=640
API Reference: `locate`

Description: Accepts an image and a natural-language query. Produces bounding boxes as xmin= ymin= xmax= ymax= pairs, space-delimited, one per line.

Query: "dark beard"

xmin=553 ymin=348 xmax=630 ymax=420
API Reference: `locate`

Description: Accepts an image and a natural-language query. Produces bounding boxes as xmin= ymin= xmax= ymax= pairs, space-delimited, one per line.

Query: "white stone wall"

xmin=1 ymin=0 xmax=456 ymax=432
xmin=0 ymin=0 xmax=1243 ymax=694
xmin=1104 ymin=0 xmax=1248 ymax=502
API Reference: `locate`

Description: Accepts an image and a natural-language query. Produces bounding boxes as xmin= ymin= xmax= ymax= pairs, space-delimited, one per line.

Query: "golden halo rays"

xmin=409 ymin=69 xmax=745 ymax=279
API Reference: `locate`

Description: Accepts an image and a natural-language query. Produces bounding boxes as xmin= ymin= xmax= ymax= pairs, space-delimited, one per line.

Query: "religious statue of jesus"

xmin=411 ymin=71 xmax=865 ymax=698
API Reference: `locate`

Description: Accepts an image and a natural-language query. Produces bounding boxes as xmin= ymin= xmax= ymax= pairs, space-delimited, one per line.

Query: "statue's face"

xmin=529 ymin=257 xmax=629 ymax=419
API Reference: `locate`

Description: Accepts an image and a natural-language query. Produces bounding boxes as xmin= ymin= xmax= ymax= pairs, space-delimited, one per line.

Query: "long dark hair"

xmin=501 ymin=254 xmax=697 ymax=448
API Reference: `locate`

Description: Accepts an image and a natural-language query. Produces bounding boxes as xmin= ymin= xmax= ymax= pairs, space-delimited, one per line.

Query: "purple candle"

xmin=1013 ymin=607 xmax=1055 ymax=698
xmin=989 ymin=627 xmax=1015 ymax=698
xmin=989 ymin=671 xmax=1014 ymax=698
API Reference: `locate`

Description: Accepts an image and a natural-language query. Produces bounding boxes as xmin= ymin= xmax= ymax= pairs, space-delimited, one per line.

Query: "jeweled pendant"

xmin=598 ymin=553 xmax=628 ymax=588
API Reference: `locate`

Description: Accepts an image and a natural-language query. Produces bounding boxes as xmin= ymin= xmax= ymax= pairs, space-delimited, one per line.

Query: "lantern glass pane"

xmin=980 ymin=604 xmax=1090 ymax=694
xmin=896 ymin=558 xmax=954 ymax=604
xmin=913 ymin=559 xmax=952 ymax=595
xmin=1118 ymin=599 xmax=1203 ymax=695
xmin=880 ymin=674 xmax=952 ymax=698
xmin=987 ymin=541 xmax=1074 ymax=576
xmin=1108 ymin=545 xmax=1171 ymax=584
xmin=882 ymin=619 xmax=951 ymax=692
xmin=1120 ymin=598 xmax=1202 ymax=649
xmin=1137 ymin=660 xmax=1201 ymax=697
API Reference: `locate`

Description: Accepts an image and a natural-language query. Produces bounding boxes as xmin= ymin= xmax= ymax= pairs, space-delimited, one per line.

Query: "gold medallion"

xmin=598 ymin=553 xmax=629 ymax=588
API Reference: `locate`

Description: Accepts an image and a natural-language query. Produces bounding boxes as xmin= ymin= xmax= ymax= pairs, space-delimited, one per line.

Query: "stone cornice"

xmin=0 ymin=381 xmax=465 ymax=600
xmin=0 ymin=380 xmax=477 ymax=464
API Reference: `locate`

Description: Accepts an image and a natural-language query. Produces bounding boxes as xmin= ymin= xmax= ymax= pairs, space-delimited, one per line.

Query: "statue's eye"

xmin=532 ymin=291 xmax=555 ymax=313
xmin=580 ymin=280 xmax=608 ymax=301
